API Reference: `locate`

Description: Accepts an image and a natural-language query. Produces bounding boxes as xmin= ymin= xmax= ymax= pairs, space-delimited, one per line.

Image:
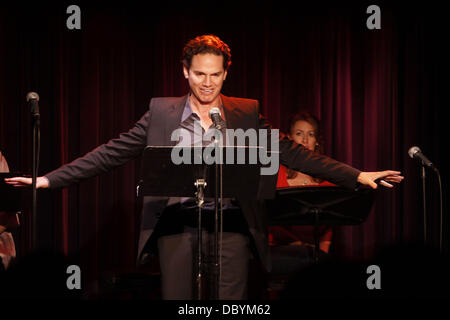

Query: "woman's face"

xmin=289 ymin=120 xmax=317 ymax=151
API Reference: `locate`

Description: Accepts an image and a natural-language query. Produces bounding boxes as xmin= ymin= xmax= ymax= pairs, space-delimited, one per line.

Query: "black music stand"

xmin=267 ymin=185 xmax=375 ymax=263
xmin=139 ymin=145 xmax=263 ymax=299
xmin=0 ymin=173 xmax=22 ymax=212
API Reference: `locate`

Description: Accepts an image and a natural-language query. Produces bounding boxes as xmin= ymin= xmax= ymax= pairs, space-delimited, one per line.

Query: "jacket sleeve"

xmin=257 ymin=103 xmax=361 ymax=190
xmin=45 ymin=110 xmax=150 ymax=189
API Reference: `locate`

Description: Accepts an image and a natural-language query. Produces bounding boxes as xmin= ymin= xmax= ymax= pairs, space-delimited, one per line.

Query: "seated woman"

xmin=269 ymin=111 xmax=334 ymax=277
xmin=0 ymin=151 xmax=19 ymax=271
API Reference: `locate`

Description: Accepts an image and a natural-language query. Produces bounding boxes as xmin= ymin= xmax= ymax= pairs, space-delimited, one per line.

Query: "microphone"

xmin=408 ymin=146 xmax=436 ymax=171
xmin=209 ymin=107 xmax=224 ymax=130
xmin=27 ymin=92 xmax=40 ymax=118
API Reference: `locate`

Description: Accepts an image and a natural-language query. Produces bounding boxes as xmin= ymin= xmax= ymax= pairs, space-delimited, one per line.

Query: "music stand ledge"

xmin=267 ymin=185 xmax=375 ymax=263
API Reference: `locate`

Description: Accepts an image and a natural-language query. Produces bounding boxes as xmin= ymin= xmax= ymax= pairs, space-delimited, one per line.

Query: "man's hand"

xmin=4 ymin=176 xmax=50 ymax=189
xmin=357 ymin=171 xmax=404 ymax=189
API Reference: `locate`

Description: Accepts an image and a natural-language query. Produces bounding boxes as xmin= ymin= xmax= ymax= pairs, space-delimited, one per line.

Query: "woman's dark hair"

xmin=286 ymin=111 xmax=324 ymax=181
xmin=182 ymin=34 xmax=232 ymax=71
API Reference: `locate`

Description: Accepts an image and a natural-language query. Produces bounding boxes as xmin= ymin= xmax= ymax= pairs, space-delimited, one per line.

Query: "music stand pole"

xmin=313 ymin=208 xmax=319 ymax=264
xmin=194 ymin=178 xmax=206 ymax=300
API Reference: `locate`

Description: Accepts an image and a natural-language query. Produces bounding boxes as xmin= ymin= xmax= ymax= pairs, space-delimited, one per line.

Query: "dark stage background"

xmin=0 ymin=1 xmax=448 ymax=298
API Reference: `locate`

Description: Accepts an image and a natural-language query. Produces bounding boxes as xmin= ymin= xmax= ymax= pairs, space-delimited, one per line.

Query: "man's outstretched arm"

xmin=5 ymin=109 xmax=150 ymax=189
xmin=256 ymin=105 xmax=403 ymax=189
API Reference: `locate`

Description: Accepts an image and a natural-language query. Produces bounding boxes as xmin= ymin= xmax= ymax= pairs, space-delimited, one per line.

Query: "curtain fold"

xmin=0 ymin=2 xmax=446 ymax=293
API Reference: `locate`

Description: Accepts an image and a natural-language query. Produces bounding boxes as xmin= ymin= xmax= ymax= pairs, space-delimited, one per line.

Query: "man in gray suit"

xmin=5 ymin=34 xmax=403 ymax=299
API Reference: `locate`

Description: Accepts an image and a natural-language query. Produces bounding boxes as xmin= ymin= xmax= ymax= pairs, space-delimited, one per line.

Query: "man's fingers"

xmin=376 ymin=171 xmax=404 ymax=183
xmin=383 ymin=174 xmax=404 ymax=182
xmin=383 ymin=170 xmax=401 ymax=176
xmin=5 ymin=177 xmax=48 ymax=189
xmin=359 ymin=170 xmax=404 ymax=189
xmin=6 ymin=181 xmax=22 ymax=185
xmin=6 ymin=181 xmax=29 ymax=187
xmin=379 ymin=180 xmax=393 ymax=188
xmin=385 ymin=176 xmax=404 ymax=183
xmin=4 ymin=177 xmax=32 ymax=186
xmin=368 ymin=180 xmax=378 ymax=189
xmin=6 ymin=177 xmax=30 ymax=182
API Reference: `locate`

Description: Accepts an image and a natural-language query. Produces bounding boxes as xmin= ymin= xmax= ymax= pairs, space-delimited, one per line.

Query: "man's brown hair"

xmin=182 ymin=34 xmax=232 ymax=71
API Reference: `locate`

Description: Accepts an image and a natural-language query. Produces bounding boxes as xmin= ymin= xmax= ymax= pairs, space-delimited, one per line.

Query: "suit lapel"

xmin=221 ymin=94 xmax=243 ymax=130
xmin=164 ymin=95 xmax=188 ymax=145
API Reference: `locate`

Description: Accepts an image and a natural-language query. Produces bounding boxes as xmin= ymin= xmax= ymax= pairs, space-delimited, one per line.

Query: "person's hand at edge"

xmin=4 ymin=176 xmax=50 ymax=189
xmin=357 ymin=171 xmax=404 ymax=189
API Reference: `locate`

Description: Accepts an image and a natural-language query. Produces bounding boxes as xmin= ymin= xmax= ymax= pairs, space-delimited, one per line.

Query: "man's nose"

xmin=203 ymin=76 xmax=212 ymax=86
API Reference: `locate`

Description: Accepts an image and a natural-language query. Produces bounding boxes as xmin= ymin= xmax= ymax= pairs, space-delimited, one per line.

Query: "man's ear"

xmin=223 ymin=70 xmax=228 ymax=81
xmin=183 ymin=65 xmax=189 ymax=79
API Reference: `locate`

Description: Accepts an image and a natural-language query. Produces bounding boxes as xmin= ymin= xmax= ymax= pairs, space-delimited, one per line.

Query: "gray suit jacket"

xmin=45 ymin=94 xmax=361 ymax=270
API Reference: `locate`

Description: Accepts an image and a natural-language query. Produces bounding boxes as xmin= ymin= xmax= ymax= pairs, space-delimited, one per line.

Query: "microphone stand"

xmin=212 ymin=135 xmax=223 ymax=300
xmin=31 ymin=109 xmax=40 ymax=250
xmin=421 ymin=163 xmax=427 ymax=246
xmin=209 ymin=108 xmax=224 ymax=300
xmin=409 ymin=146 xmax=445 ymax=253
xmin=420 ymin=161 xmax=444 ymax=254
xmin=409 ymin=147 xmax=444 ymax=252
xmin=27 ymin=92 xmax=41 ymax=251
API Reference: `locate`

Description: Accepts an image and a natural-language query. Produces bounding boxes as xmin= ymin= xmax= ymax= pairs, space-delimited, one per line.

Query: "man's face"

xmin=183 ymin=53 xmax=228 ymax=107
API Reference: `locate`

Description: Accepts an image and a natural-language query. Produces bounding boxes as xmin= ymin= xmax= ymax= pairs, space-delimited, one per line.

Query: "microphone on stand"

xmin=408 ymin=146 xmax=443 ymax=254
xmin=27 ymin=91 xmax=40 ymax=120
xmin=209 ymin=107 xmax=224 ymax=130
xmin=27 ymin=91 xmax=40 ymax=250
xmin=408 ymin=146 xmax=436 ymax=172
